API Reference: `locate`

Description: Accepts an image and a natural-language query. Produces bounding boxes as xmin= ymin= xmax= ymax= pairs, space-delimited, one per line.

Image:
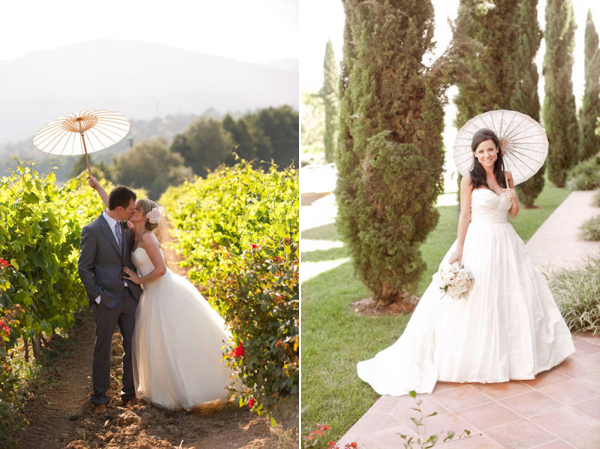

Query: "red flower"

xmin=251 ymin=244 xmax=257 ymax=249
xmin=0 ymin=259 xmax=9 ymax=268
xmin=323 ymin=424 xmax=331 ymax=431
xmin=248 ymin=398 xmax=255 ymax=408
xmin=345 ymin=443 xmax=358 ymax=449
xmin=234 ymin=342 xmax=244 ymax=357
xmin=328 ymin=442 xmax=337 ymax=448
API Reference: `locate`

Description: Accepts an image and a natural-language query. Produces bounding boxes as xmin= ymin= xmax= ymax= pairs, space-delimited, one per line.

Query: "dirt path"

xmin=17 ymin=217 xmax=297 ymax=448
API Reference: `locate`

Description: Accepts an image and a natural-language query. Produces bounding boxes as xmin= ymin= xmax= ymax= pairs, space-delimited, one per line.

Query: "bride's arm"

xmin=505 ymin=172 xmax=520 ymax=219
xmin=123 ymin=233 xmax=166 ymax=284
xmin=88 ymin=175 xmax=109 ymax=208
xmin=449 ymin=174 xmax=473 ymax=265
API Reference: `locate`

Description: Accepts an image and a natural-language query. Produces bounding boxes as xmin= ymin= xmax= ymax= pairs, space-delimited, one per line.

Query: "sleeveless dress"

xmin=357 ymin=188 xmax=575 ymax=396
xmin=131 ymin=247 xmax=233 ymax=409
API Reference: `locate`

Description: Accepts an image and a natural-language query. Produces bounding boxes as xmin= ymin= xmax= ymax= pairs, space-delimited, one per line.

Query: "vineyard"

xmin=161 ymin=160 xmax=299 ymax=419
xmin=0 ymin=160 xmax=299 ymax=446
xmin=0 ymin=165 xmax=107 ymax=445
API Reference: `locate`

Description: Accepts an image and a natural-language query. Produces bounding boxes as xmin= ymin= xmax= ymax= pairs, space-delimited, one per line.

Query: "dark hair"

xmin=469 ymin=128 xmax=507 ymax=189
xmin=108 ymin=186 xmax=137 ymax=210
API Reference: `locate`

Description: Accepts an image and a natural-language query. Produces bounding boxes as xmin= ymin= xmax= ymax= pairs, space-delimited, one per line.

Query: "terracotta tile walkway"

xmin=337 ymin=335 xmax=600 ymax=449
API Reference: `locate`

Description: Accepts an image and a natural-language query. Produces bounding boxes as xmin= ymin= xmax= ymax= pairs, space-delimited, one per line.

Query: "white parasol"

xmin=33 ymin=109 xmax=130 ymax=174
xmin=453 ymin=110 xmax=548 ymax=186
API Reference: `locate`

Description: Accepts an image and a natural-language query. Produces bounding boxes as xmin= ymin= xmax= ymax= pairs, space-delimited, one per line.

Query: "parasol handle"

xmin=80 ymin=133 xmax=91 ymax=175
xmin=504 ymin=172 xmax=514 ymax=202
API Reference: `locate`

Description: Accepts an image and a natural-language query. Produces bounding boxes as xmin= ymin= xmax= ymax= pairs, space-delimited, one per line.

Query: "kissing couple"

xmin=78 ymin=177 xmax=233 ymax=415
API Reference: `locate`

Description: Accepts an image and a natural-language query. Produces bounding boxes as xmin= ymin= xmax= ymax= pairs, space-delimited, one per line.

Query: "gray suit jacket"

xmin=78 ymin=214 xmax=142 ymax=308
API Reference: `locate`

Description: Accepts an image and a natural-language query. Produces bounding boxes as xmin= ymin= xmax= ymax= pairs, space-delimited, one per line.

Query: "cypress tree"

xmin=581 ymin=9 xmax=600 ymax=161
xmin=454 ymin=0 xmax=545 ymax=206
xmin=543 ymin=0 xmax=579 ymax=187
xmin=322 ymin=39 xmax=339 ymax=163
xmin=510 ymin=0 xmax=544 ymax=207
xmin=336 ymin=0 xmax=446 ymax=305
xmin=453 ymin=0 xmax=520 ymax=129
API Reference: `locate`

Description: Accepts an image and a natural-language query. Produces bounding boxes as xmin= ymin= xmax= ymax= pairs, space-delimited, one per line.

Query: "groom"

xmin=78 ymin=185 xmax=143 ymax=414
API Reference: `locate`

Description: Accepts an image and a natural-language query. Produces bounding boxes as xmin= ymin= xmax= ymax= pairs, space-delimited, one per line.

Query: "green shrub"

xmin=0 ymin=166 xmax=107 ymax=443
xmin=566 ymin=156 xmax=600 ymax=190
xmin=0 ymin=301 xmax=27 ymax=447
xmin=161 ymin=160 xmax=299 ymax=288
xmin=552 ymin=256 xmax=600 ymax=335
xmin=210 ymin=238 xmax=298 ymax=417
xmin=595 ymin=189 xmax=600 ymax=207
xmin=580 ymin=215 xmax=600 ymax=241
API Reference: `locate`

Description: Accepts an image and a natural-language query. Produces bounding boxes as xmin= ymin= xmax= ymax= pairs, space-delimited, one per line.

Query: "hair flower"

xmin=146 ymin=207 xmax=162 ymax=225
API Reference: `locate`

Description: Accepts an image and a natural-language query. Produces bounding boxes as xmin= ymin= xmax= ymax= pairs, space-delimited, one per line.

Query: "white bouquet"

xmin=432 ymin=262 xmax=474 ymax=300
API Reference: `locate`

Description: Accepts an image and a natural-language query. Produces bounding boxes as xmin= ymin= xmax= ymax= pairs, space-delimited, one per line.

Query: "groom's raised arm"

xmin=78 ymin=225 xmax=100 ymax=302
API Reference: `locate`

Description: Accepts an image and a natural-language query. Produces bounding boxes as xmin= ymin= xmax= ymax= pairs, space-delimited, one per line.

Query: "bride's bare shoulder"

xmin=140 ymin=232 xmax=160 ymax=249
xmin=460 ymin=173 xmax=473 ymax=190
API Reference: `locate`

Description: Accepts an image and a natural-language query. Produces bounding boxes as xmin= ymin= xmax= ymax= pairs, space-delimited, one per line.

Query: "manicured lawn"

xmin=300 ymin=178 xmax=569 ymax=443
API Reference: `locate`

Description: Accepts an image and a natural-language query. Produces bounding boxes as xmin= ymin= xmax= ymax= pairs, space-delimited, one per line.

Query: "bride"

xmin=88 ymin=176 xmax=234 ymax=409
xmin=357 ymin=128 xmax=575 ymax=396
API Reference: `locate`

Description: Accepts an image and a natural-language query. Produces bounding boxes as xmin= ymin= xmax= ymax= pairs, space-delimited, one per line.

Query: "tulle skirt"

xmin=132 ymin=270 xmax=234 ymax=409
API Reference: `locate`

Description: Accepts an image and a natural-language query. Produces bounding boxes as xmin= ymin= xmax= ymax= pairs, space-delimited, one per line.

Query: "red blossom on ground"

xmin=328 ymin=442 xmax=337 ymax=448
xmin=234 ymin=342 xmax=244 ymax=357
xmin=248 ymin=398 xmax=255 ymax=408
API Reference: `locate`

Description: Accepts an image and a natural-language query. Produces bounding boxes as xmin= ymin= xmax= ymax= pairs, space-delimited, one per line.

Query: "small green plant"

xmin=595 ymin=189 xmax=600 ymax=207
xmin=580 ymin=215 xmax=600 ymax=241
xmin=566 ymin=156 xmax=600 ymax=191
xmin=399 ymin=391 xmax=471 ymax=448
xmin=552 ymin=256 xmax=600 ymax=335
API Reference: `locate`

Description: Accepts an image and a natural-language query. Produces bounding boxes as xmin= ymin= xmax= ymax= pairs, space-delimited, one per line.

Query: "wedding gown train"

xmin=357 ymin=188 xmax=575 ymax=396
xmin=131 ymin=247 xmax=233 ymax=409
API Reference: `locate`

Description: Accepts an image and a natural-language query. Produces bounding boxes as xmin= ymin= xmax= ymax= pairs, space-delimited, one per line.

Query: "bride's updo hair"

xmin=137 ymin=198 xmax=161 ymax=231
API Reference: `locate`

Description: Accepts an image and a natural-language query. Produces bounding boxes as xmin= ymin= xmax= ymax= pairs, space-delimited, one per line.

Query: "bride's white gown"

xmin=131 ymin=247 xmax=233 ymax=409
xmin=357 ymin=188 xmax=575 ymax=396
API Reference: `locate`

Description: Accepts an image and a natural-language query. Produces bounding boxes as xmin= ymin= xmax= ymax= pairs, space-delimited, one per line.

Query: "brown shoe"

xmin=122 ymin=397 xmax=140 ymax=406
xmin=94 ymin=404 xmax=108 ymax=415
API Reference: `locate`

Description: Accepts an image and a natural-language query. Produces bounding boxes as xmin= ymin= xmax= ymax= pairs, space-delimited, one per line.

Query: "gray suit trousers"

xmin=91 ymin=287 xmax=137 ymax=405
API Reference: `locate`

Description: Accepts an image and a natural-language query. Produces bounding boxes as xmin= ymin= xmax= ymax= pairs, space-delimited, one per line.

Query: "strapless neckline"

xmin=473 ymin=188 xmax=505 ymax=198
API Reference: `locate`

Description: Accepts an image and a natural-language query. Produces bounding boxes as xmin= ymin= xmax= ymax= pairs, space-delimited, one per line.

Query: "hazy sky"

xmin=302 ymin=0 xmax=600 ymax=103
xmin=1 ymin=0 xmax=298 ymax=63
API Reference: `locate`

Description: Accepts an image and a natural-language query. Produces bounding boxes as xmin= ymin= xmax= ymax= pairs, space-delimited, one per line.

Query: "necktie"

xmin=115 ymin=222 xmax=123 ymax=251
